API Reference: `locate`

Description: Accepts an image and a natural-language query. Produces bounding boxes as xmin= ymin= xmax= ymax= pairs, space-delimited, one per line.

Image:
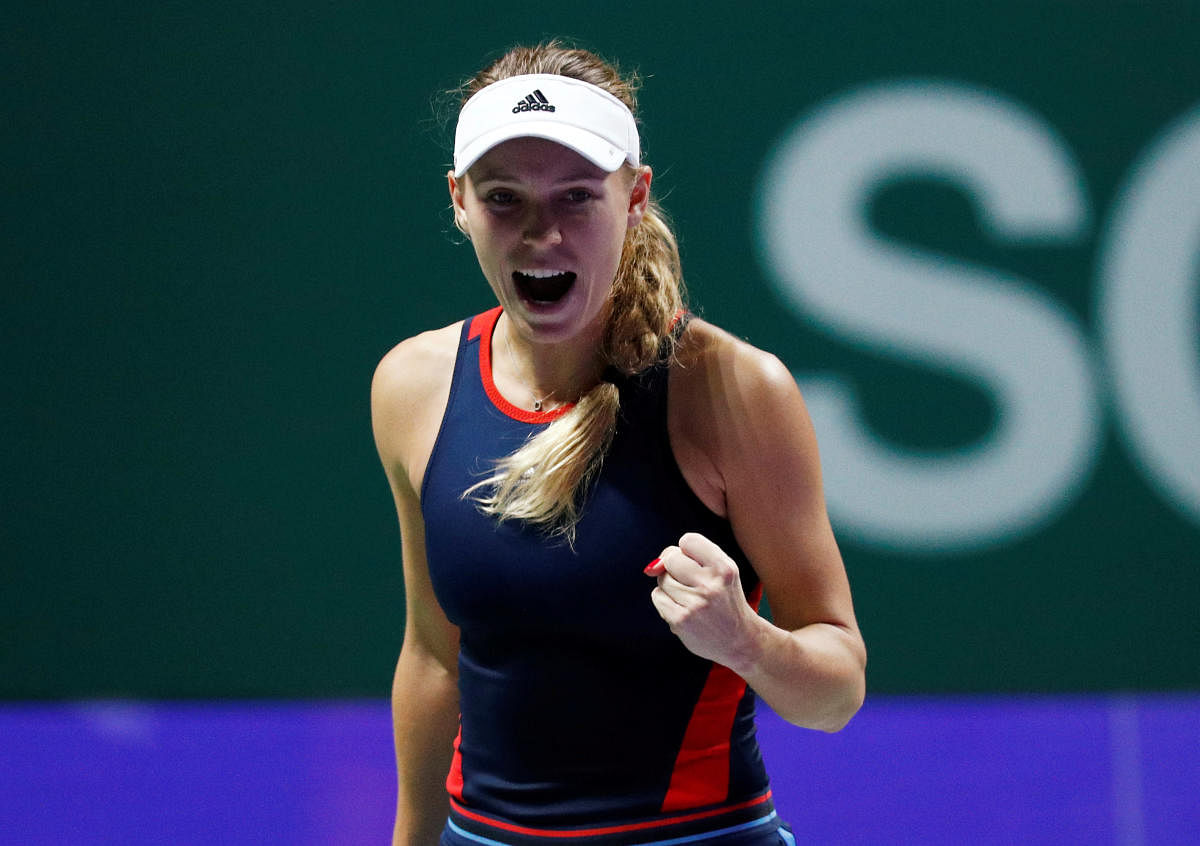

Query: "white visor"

xmin=453 ymin=73 xmax=640 ymax=177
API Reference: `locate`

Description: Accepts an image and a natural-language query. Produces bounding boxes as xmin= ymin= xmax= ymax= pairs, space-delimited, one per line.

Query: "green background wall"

xmin=5 ymin=1 xmax=1198 ymax=698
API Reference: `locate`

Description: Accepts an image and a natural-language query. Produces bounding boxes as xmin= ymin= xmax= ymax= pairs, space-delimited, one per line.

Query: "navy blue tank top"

xmin=421 ymin=308 xmax=776 ymax=842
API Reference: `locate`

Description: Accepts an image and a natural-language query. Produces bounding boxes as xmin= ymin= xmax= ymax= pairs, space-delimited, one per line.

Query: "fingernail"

xmin=643 ymin=558 xmax=661 ymax=575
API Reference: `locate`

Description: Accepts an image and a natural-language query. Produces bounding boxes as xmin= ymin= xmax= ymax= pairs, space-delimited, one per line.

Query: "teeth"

xmin=516 ymin=268 xmax=572 ymax=278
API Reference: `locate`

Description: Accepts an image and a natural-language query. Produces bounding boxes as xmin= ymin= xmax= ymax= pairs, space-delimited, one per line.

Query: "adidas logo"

xmin=512 ymin=89 xmax=556 ymax=113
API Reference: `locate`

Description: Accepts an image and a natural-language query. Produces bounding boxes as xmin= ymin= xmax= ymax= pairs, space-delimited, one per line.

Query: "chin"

xmin=515 ymin=298 xmax=606 ymax=345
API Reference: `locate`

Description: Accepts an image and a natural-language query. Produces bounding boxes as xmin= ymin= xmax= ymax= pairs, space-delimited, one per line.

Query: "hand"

xmin=645 ymin=532 xmax=761 ymax=671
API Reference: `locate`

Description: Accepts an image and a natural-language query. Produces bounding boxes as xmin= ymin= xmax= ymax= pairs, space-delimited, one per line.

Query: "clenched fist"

xmin=645 ymin=532 xmax=762 ymax=673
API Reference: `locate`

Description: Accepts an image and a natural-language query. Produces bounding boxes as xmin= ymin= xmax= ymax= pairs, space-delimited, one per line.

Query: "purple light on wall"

xmin=0 ymin=701 xmax=395 ymax=846
xmin=756 ymin=695 xmax=1200 ymax=845
xmin=1 ymin=696 xmax=1197 ymax=844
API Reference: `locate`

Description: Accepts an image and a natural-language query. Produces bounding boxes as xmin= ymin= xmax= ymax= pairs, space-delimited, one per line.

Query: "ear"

xmin=448 ymin=171 xmax=470 ymax=235
xmin=626 ymin=166 xmax=652 ymax=229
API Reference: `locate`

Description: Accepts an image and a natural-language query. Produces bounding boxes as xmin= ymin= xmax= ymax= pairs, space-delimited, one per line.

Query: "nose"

xmin=522 ymin=204 xmax=562 ymax=248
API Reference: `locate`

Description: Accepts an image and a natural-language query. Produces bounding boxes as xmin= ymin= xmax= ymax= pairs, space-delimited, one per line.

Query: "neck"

xmin=497 ymin=313 xmax=606 ymax=410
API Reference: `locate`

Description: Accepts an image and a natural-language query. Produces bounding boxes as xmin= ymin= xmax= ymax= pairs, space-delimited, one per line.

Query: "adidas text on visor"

xmin=453 ymin=74 xmax=640 ymax=177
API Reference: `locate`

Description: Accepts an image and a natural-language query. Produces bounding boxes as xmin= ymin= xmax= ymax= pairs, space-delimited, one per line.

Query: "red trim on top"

xmin=467 ymin=308 xmax=498 ymax=342
xmin=449 ymin=790 xmax=771 ymax=839
xmin=660 ymin=584 xmax=764 ymax=813
xmin=473 ymin=307 xmax=575 ymax=424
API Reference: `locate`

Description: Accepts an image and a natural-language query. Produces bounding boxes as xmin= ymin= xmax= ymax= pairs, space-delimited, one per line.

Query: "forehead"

xmin=467 ymin=137 xmax=614 ymax=184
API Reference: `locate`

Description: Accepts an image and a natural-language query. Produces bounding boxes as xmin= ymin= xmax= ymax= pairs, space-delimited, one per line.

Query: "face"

xmin=449 ymin=136 xmax=651 ymax=347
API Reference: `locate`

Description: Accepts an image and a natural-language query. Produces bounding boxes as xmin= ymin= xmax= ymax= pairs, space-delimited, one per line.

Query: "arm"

xmin=390 ymin=483 xmax=460 ymax=844
xmin=650 ymin=323 xmax=866 ymax=732
xmin=371 ymin=331 xmax=462 ymax=844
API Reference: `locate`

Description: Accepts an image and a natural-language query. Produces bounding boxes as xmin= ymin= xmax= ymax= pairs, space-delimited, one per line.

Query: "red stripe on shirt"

xmin=661 ymin=584 xmax=764 ymax=812
xmin=446 ymin=723 xmax=465 ymax=801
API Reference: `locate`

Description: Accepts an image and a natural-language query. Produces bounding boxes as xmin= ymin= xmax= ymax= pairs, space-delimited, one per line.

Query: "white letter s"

xmin=756 ymin=81 xmax=1101 ymax=552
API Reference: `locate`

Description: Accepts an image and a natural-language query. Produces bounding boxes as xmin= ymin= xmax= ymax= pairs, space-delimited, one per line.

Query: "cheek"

xmin=598 ymin=204 xmax=634 ymax=263
xmin=581 ymin=228 xmax=625 ymax=286
xmin=465 ymin=218 xmax=506 ymax=265
xmin=610 ymin=220 xmax=633 ymax=270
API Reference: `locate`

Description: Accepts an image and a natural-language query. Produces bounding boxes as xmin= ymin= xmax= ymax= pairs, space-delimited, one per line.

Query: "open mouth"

xmin=514 ymin=269 xmax=577 ymax=304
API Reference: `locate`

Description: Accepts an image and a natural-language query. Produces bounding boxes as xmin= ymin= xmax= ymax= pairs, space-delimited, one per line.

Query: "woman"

xmin=372 ymin=42 xmax=866 ymax=846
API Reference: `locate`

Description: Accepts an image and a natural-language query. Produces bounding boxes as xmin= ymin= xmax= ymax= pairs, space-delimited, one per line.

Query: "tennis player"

xmin=372 ymin=41 xmax=866 ymax=846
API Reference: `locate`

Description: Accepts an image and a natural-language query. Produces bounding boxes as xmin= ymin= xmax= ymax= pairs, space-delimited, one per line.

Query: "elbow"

xmin=761 ymin=624 xmax=867 ymax=732
xmin=771 ymin=676 xmax=863 ymax=733
xmin=818 ymin=631 xmax=868 ymax=732
xmin=820 ymin=643 xmax=868 ymax=732
xmin=783 ymin=649 xmax=867 ymax=733
xmin=816 ymin=672 xmax=866 ymax=733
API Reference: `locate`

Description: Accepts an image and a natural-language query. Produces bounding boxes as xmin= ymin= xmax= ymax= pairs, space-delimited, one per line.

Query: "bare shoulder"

xmin=669 ymin=318 xmax=811 ymax=516
xmin=372 ymin=322 xmax=461 ymax=409
xmin=673 ymin=318 xmax=803 ymax=419
xmin=371 ymin=321 xmax=463 ymax=494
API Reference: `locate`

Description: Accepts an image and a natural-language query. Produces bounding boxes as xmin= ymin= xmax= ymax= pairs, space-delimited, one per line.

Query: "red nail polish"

xmin=643 ymin=558 xmax=660 ymax=575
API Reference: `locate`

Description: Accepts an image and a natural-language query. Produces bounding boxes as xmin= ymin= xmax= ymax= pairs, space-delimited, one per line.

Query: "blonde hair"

xmin=456 ymin=42 xmax=686 ymax=543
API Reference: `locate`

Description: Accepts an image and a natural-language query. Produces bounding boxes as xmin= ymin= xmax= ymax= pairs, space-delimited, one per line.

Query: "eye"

xmin=565 ymin=188 xmax=594 ymax=203
xmin=485 ymin=189 xmax=517 ymax=206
